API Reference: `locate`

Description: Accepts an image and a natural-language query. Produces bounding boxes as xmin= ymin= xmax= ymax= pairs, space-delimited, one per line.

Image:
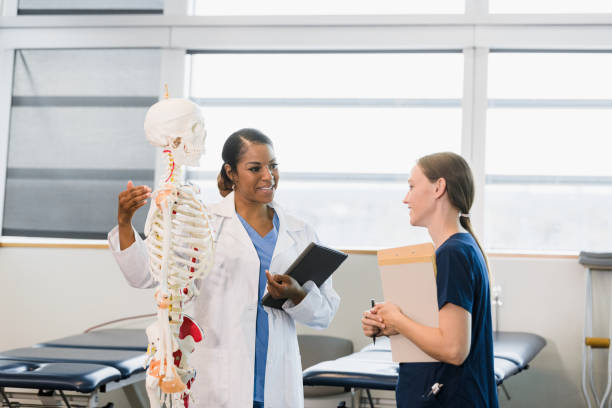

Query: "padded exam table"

xmin=303 ymin=331 xmax=546 ymax=407
xmin=0 ymin=329 xmax=148 ymax=407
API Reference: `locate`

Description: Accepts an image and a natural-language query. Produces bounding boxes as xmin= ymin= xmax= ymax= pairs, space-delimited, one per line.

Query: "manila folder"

xmin=377 ymin=242 xmax=439 ymax=363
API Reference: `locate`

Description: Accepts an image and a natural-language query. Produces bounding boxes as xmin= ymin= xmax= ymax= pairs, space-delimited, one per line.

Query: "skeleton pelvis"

xmin=148 ymin=360 xmax=187 ymax=394
xmin=160 ymin=368 xmax=187 ymax=394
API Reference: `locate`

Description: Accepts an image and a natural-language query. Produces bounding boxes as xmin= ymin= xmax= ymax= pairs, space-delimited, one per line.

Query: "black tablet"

xmin=261 ymin=242 xmax=348 ymax=309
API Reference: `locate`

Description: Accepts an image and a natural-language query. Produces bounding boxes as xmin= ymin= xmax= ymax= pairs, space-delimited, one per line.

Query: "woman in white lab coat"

xmin=108 ymin=128 xmax=340 ymax=408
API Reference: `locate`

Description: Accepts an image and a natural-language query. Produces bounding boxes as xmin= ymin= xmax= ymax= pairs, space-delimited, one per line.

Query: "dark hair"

xmin=219 ymin=128 xmax=274 ymax=189
xmin=417 ymin=152 xmax=492 ymax=285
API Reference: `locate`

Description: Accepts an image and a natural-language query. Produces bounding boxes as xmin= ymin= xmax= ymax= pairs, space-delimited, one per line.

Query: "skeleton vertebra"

xmin=142 ymin=92 xmax=214 ymax=408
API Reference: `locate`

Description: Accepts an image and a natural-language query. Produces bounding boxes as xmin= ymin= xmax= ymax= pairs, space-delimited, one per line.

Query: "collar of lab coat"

xmin=210 ymin=192 xmax=306 ymax=262
xmin=210 ymin=191 xmax=307 ymax=277
xmin=211 ymin=191 xmax=305 ymax=232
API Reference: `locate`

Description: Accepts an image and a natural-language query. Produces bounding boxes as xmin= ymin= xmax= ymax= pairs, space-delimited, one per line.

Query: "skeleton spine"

xmin=143 ymin=150 xmax=214 ymax=408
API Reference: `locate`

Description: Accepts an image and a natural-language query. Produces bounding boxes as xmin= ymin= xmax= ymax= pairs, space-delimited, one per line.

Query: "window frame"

xmin=1 ymin=1 xmax=612 ymax=251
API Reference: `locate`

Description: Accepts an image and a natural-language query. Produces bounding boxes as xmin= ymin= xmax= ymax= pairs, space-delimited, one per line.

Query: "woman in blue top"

xmin=361 ymin=152 xmax=498 ymax=407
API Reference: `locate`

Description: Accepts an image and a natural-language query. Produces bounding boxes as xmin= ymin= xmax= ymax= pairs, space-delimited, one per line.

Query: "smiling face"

xmin=403 ymin=164 xmax=438 ymax=227
xmin=227 ymin=142 xmax=279 ymax=205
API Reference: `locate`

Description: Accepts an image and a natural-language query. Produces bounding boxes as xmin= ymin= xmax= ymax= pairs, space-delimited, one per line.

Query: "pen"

xmin=370 ymin=298 xmax=378 ymax=346
xmin=425 ymin=382 xmax=443 ymax=398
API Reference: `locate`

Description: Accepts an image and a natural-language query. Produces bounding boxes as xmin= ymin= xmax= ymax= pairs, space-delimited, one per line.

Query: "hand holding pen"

xmin=371 ymin=299 xmax=380 ymax=345
xmin=362 ymin=301 xmax=401 ymax=342
xmin=361 ymin=299 xmax=382 ymax=345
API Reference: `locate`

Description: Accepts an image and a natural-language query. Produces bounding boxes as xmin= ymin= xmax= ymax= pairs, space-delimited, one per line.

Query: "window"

xmin=490 ymin=0 xmax=612 ymax=14
xmin=485 ymin=52 xmax=612 ymax=252
xmin=187 ymin=52 xmax=463 ymax=247
xmin=191 ymin=0 xmax=463 ymax=16
xmin=3 ymin=49 xmax=160 ymax=238
xmin=18 ymin=0 xmax=163 ymax=15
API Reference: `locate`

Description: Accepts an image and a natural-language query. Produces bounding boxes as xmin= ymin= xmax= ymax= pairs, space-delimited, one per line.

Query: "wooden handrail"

xmin=586 ymin=337 xmax=610 ymax=348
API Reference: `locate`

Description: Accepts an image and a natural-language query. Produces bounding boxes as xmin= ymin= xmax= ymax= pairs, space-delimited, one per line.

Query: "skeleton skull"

xmin=144 ymin=98 xmax=207 ymax=167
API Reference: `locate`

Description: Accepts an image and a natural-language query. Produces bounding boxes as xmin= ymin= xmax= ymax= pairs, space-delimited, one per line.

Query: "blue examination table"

xmin=303 ymin=331 xmax=546 ymax=406
xmin=0 ymin=329 xmax=148 ymax=407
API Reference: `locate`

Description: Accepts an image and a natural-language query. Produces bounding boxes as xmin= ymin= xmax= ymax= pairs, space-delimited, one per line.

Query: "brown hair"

xmin=219 ymin=128 xmax=274 ymax=189
xmin=417 ymin=152 xmax=492 ymax=286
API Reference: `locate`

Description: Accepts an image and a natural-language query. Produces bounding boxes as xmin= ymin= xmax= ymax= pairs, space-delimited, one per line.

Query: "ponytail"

xmin=219 ymin=163 xmax=233 ymax=191
xmin=460 ymin=216 xmax=493 ymax=292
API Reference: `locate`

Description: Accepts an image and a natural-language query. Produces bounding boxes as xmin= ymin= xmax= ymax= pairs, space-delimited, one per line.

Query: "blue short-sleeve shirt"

xmin=237 ymin=212 xmax=279 ymax=405
xmin=396 ymin=233 xmax=498 ymax=408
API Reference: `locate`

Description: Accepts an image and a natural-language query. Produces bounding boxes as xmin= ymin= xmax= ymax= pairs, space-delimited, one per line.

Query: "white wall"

xmin=1 ymin=246 xmax=610 ymax=407
xmin=0 ymin=246 xmax=154 ymax=350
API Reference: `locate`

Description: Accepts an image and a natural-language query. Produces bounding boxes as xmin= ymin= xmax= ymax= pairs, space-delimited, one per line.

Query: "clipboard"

xmin=377 ymin=242 xmax=439 ymax=363
xmin=261 ymin=242 xmax=348 ymax=309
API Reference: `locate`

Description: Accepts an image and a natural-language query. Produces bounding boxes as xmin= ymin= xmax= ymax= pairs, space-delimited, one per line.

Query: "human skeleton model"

xmin=142 ymin=92 xmax=215 ymax=408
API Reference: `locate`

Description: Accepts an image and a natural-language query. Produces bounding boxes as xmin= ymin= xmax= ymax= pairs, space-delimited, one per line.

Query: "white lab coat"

xmin=108 ymin=192 xmax=340 ymax=408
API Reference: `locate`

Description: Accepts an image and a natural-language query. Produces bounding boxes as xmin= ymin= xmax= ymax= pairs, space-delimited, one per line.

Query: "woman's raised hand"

xmin=117 ymin=180 xmax=151 ymax=250
xmin=118 ymin=180 xmax=151 ymax=226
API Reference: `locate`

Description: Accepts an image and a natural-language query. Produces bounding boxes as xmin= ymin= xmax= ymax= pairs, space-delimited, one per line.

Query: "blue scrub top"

xmin=396 ymin=233 xmax=499 ymax=408
xmin=237 ymin=211 xmax=280 ymax=404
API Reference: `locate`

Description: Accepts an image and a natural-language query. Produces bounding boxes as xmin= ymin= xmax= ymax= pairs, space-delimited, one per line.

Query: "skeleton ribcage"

xmin=144 ymin=184 xmax=215 ymax=303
